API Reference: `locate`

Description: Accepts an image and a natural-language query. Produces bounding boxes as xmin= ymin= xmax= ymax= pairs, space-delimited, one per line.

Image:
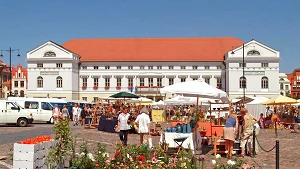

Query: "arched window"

xmin=261 ymin=76 xmax=269 ymax=89
xmin=37 ymin=76 xmax=43 ymax=88
xmin=56 ymin=76 xmax=63 ymax=88
xmin=44 ymin=51 xmax=56 ymax=57
xmin=247 ymin=50 xmax=260 ymax=55
xmin=239 ymin=76 xmax=246 ymax=89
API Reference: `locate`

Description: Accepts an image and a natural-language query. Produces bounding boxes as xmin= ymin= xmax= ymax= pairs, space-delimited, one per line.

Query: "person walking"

xmin=135 ymin=107 xmax=151 ymax=145
xmin=80 ymin=106 xmax=87 ymax=126
xmin=72 ymin=103 xmax=79 ymax=126
xmin=62 ymin=105 xmax=69 ymax=120
xmin=52 ymin=104 xmax=61 ymax=125
xmin=223 ymin=111 xmax=238 ymax=158
xmin=118 ymin=107 xmax=131 ymax=146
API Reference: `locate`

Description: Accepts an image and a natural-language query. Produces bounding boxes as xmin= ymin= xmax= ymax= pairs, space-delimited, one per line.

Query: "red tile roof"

xmin=62 ymin=37 xmax=244 ymax=62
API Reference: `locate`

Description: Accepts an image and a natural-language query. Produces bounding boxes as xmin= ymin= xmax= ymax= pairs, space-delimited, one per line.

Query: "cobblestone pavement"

xmin=0 ymin=123 xmax=299 ymax=169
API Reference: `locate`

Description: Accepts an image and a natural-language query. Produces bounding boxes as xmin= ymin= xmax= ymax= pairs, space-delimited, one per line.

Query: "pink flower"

xmin=242 ymin=164 xmax=251 ymax=169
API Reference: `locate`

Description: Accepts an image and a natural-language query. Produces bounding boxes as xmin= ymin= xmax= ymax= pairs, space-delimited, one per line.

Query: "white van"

xmin=0 ymin=100 xmax=34 ymax=127
xmin=7 ymin=97 xmax=67 ymax=123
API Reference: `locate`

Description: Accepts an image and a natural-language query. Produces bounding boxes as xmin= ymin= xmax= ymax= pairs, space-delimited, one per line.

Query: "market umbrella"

xmin=260 ymin=95 xmax=298 ymax=105
xmin=109 ymin=92 xmax=140 ymax=102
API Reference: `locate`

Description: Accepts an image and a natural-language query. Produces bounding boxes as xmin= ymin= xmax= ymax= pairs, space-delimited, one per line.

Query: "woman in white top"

xmin=117 ymin=108 xmax=131 ymax=146
xmin=52 ymin=104 xmax=61 ymax=125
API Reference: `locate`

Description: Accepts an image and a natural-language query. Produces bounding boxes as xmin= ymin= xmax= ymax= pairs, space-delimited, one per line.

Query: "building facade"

xmin=26 ymin=37 xmax=280 ymax=102
xmin=279 ymin=73 xmax=291 ymax=97
xmin=2 ymin=64 xmax=28 ymax=98
xmin=225 ymin=40 xmax=280 ymax=98
xmin=287 ymin=69 xmax=300 ymax=98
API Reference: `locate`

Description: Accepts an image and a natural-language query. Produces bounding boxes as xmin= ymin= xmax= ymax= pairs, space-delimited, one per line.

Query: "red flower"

xmin=114 ymin=151 xmax=121 ymax=158
xmin=93 ymin=85 xmax=98 ymax=89
xmin=136 ymin=155 xmax=146 ymax=162
xmin=82 ymin=86 xmax=87 ymax=89
xmin=105 ymin=86 xmax=110 ymax=89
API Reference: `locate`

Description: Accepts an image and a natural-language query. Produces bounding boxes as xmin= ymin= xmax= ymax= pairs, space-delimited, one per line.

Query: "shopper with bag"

xmin=135 ymin=107 xmax=151 ymax=145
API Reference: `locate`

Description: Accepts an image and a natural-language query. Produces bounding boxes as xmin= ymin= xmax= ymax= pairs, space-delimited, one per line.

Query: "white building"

xmin=279 ymin=73 xmax=291 ymax=96
xmin=225 ymin=40 xmax=280 ymax=98
xmin=26 ymin=37 xmax=280 ymax=102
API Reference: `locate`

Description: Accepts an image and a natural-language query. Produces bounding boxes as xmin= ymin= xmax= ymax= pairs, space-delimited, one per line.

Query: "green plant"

xmin=94 ymin=142 xmax=108 ymax=168
xmin=46 ymin=118 xmax=73 ymax=169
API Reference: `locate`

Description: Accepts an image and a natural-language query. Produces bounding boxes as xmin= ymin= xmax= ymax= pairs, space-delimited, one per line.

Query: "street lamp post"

xmin=231 ymin=44 xmax=246 ymax=104
xmin=0 ymin=47 xmax=21 ymax=97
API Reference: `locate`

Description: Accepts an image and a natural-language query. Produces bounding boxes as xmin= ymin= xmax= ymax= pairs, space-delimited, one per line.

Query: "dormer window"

xmin=44 ymin=51 xmax=56 ymax=57
xmin=247 ymin=50 xmax=260 ymax=56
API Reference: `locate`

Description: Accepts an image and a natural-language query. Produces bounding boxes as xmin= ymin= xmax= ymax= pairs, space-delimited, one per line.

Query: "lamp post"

xmin=0 ymin=47 xmax=21 ymax=97
xmin=231 ymin=44 xmax=246 ymax=103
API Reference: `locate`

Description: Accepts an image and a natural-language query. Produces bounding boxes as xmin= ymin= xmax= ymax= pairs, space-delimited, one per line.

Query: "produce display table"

xmin=160 ymin=132 xmax=194 ymax=152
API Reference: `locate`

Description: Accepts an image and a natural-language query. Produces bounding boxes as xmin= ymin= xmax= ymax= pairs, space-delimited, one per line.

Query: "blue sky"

xmin=0 ymin=0 xmax=299 ymax=73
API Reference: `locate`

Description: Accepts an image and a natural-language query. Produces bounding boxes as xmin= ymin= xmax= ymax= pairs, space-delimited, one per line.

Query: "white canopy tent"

xmin=245 ymin=97 xmax=269 ymax=118
xmin=160 ymin=79 xmax=229 ymax=113
xmin=128 ymin=97 xmax=153 ymax=103
xmin=152 ymin=100 xmax=165 ymax=106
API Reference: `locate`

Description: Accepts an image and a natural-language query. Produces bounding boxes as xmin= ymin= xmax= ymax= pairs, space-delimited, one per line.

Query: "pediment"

xmin=27 ymin=41 xmax=80 ymax=60
xmin=225 ymin=40 xmax=279 ymax=60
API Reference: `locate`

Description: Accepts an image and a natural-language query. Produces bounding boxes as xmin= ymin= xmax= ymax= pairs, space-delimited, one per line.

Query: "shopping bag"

xmin=148 ymin=135 xmax=153 ymax=149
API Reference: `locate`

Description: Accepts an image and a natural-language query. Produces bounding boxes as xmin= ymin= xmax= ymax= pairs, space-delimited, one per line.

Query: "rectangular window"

xmin=82 ymin=66 xmax=87 ymax=69
xmin=169 ymin=78 xmax=174 ymax=85
xmin=105 ymin=78 xmax=110 ymax=87
xmin=285 ymin=85 xmax=289 ymax=90
xmin=180 ymin=66 xmax=186 ymax=69
xmin=20 ymin=81 xmax=24 ymax=87
xmin=56 ymin=63 xmax=62 ymax=68
xmin=14 ymin=81 xmax=18 ymax=87
xmin=192 ymin=77 xmax=198 ymax=81
xmin=37 ymin=63 xmax=43 ymax=68
xmin=82 ymin=77 xmax=87 ymax=87
xmin=204 ymin=66 xmax=210 ymax=70
xmin=94 ymin=78 xmax=99 ymax=86
xmin=239 ymin=63 xmax=246 ymax=67
xmin=128 ymin=66 xmax=133 ymax=69
xmin=216 ymin=78 xmax=222 ymax=88
xmin=157 ymin=78 xmax=162 ymax=87
xmin=105 ymin=66 xmax=110 ymax=69
xmin=25 ymin=101 xmax=39 ymax=109
xmin=157 ymin=66 xmax=162 ymax=69
xmin=117 ymin=78 xmax=121 ymax=86
xmin=169 ymin=66 xmax=174 ymax=70
xmin=181 ymin=78 xmax=186 ymax=82
xmin=192 ymin=66 xmax=198 ymax=70
xmin=140 ymin=66 xmax=145 ymax=69
xmin=148 ymin=78 xmax=153 ymax=87
xmin=128 ymin=78 xmax=133 ymax=87
xmin=93 ymin=97 xmax=99 ymax=103
xmin=261 ymin=63 xmax=269 ymax=67
xmin=140 ymin=78 xmax=144 ymax=86
xmin=148 ymin=66 xmax=153 ymax=70
xmin=204 ymin=77 xmax=210 ymax=84
xmin=82 ymin=97 xmax=87 ymax=101
xmin=280 ymin=83 xmax=284 ymax=90
xmin=217 ymin=66 xmax=222 ymax=69
xmin=94 ymin=66 xmax=98 ymax=69
xmin=37 ymin=77 xmax=43 ymax=88
xmin=117 ymin=66 xmax=121 ymax=69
